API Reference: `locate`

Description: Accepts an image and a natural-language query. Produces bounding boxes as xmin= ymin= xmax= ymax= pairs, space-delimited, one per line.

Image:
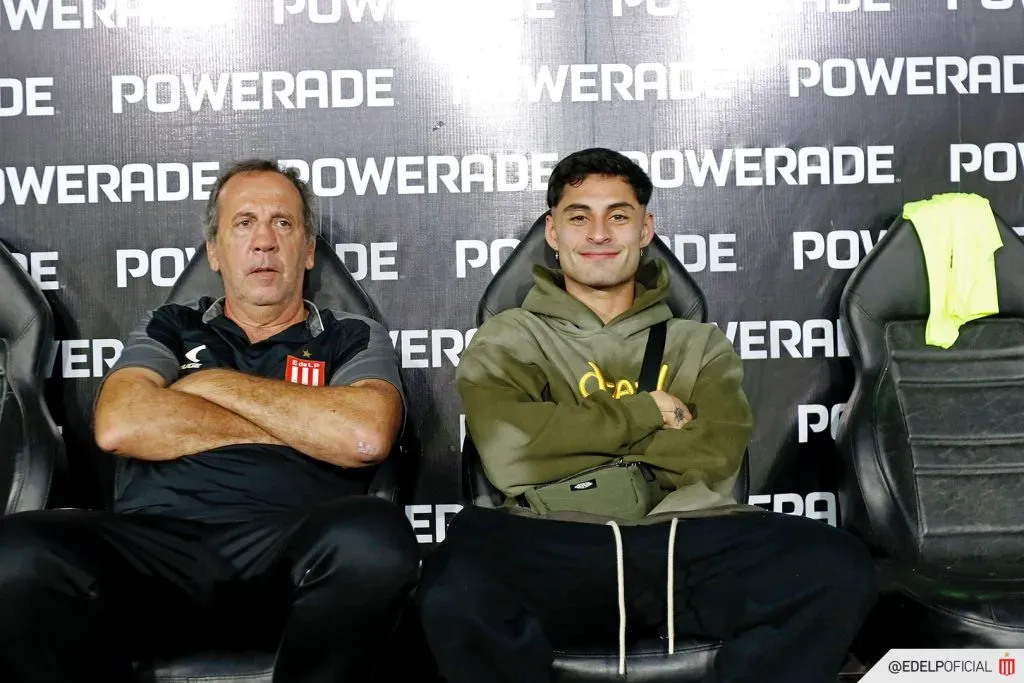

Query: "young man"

xmin=0 ymin=160 xmax=419 ymax=683
xmin=418 ymin=149 xmax=877 ymax=683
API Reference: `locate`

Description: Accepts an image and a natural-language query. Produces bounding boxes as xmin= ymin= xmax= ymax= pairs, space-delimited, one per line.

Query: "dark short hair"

xmin=203 ymin=159 xmax=316 ymax=243
xmin=546 ymin=148 xmax=654 ymax=209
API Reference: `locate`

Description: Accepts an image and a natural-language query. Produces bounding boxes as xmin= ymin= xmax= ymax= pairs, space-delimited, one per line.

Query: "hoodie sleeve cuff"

xmin=621 ymin=392 xmax=664 ymax=441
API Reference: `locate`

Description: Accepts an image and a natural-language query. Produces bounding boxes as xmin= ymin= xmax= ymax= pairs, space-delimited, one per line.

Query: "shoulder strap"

xmin=637 ymin=320 xmax=667 ymax=392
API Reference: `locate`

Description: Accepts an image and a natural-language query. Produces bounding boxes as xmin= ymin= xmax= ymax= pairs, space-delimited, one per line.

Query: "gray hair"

xmin=202 ymin=159 xmax=317 ymax=243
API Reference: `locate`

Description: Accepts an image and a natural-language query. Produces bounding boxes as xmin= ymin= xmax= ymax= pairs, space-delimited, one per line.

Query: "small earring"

xmin=554 ymin=251 xmax=559 ymax=261
xmin=640 ymin=248 xmax=645 ymax=257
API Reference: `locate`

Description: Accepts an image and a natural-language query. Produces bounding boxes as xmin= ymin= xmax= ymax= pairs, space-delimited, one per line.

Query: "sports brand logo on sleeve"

xmin=285 ymin=355 xmax=326 ymax=386
xmin=180 ymin=344 xmax=206 ymax=370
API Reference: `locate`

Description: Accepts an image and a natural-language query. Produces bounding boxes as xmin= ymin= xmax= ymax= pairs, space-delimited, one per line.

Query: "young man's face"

xmin=207 ymin=171 xmax=315 ymax=308
xmin=545 ymin=174 xmax=654 ymax=291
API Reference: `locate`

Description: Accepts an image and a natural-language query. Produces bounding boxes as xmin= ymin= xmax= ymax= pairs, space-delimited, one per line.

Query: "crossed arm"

xmin=459 ymin=323 xmax=749 ymax=495
xmin=94 ymin=367 xmax=403 ymax=468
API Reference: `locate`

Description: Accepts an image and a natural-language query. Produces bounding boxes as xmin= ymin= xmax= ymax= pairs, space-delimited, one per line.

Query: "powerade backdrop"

xmin=2 ymin=0 xmax=1023 ymax=543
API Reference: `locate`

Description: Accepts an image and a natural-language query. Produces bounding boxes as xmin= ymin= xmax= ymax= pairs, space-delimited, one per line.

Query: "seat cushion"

xmin=553 ymin=634 xmax=719 ymax=682
xmin=134 ymin=649 xmax=274 ymax=683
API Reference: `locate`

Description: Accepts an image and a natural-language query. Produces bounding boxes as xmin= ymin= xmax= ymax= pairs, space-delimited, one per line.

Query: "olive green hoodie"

xmin=457 ymin=259 xmax=754 ymax=519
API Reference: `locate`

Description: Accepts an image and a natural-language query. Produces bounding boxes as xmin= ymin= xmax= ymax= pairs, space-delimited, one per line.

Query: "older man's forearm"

xmin=169 ymin=369 xmax=400 ymax=467
xmin=96 ymin=375 xmax=285 ymax=460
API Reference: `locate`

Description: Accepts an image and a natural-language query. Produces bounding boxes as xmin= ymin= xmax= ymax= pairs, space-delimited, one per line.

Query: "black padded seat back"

xmin=0 ymin=339 xmax=16 ymax=510
xmin=477 ymin=212 xmax=706 ymax=324
xmin=839 ymin=212 xmax=1024 ymax=563
xmin=464 ymin=212 xmax=749 ymax=507
xmin=880 ymin=319 xmax=1024 ymax=563
xmin=0 ymin=240 xmax=64 ymax=513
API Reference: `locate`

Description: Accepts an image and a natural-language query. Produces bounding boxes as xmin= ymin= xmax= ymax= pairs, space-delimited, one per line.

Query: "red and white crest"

xmin=285 ymin=355 xmax=326 ymax=386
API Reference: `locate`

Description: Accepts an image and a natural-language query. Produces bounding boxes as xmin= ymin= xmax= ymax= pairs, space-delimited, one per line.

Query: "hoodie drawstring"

xmin=666 ymin=516 xmax=679 ymax=654
xmin=605 ymin=520 xmax=627 ymax=676
xmin=607 ymin=517 xmax=681 ymax=676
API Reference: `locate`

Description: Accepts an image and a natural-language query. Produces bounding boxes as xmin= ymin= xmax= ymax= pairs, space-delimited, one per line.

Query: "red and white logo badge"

xmin=285 ymin=355 xmax=326 ymax=386
xmin=999 ymin=654 xmax=1015 ymax=677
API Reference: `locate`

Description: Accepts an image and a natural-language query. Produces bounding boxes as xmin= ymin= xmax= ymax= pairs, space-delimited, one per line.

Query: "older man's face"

xmin=207 ymin=171 xmax=314 ymax=309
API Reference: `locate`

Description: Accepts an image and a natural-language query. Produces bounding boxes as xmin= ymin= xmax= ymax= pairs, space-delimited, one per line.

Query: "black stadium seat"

xmin=836 ymin=211 xmax=1024 ymax=658
xmin=0 ymin=239 xmax=66 ymax=515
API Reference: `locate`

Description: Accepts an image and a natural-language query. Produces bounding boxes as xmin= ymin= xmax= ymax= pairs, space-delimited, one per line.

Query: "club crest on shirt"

xmin=285 ymin=354 xmax=326 ymax=386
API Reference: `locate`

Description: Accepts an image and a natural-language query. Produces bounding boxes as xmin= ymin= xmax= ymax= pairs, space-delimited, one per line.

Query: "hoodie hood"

xmin=522 ymin=258 xmax=673 ymax=337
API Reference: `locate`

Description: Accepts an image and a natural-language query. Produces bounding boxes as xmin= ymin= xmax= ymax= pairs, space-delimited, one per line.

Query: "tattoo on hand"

xmin=674 ymin=407 xmax=685 ymax=425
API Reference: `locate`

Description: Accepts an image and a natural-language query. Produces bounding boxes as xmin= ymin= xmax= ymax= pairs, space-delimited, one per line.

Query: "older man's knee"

xmin=0 ymin=514 xmax=90 ymax=631
xmin=299 ymin=497 xmax=420 ymax=595
xmin=0 ymin=515 xmax=72 ymax=588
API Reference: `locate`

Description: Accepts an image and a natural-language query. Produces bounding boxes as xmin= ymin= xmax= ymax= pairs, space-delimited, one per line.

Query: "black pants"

xmin=0 ymin=495 xmax=420 ymax=683
xmin=418 ymin=506 xmax=877 ymax=683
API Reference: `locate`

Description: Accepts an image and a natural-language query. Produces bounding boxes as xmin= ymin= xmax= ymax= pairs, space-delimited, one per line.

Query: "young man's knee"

xmin=830 ymin=534 xmax=877 ymax=607
xmin=417 ymin=549 xmax=494 ymax=632
xmin=798 ymin=527 xmax=877 ymax=609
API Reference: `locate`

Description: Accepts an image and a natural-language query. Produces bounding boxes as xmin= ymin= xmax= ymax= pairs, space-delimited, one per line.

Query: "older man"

xmin=0 ymin=160 xmax=418 ymax=683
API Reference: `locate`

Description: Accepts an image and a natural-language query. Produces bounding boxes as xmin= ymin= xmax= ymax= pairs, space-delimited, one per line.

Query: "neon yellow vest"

xmin=903 ymin=193 xmax=1002 ymax=348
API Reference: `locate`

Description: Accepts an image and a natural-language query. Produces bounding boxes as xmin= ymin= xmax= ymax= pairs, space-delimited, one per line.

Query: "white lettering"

xmin=48 ymin=339 xmax=123 ymax=379
xmin=719 ymin=319 xmax=849 ymax=359
xmin=115 ymin=247 xmax=197 ymax=288
xmin=11 ymin=251 xmax=60 ymax=289
xmin=404 ymin=503 xmax=464 ymax=543
xmin=612 ymin=0 xmax=889 ymax=16
xmin=112 ymin=69 xmax=395 ymax=113
xmin=1 ymin=0 xmax=234 ymax=30
xmin=950 ymin=142 xmax=1024 ymax=181
xmin=948 ymin=0 xmax=1024 ymax=9
xmin=2 ymin=148 xmax=890 ymax=207
xmin=273 ymin=0 xmax=555 ymax=24
xmin=334 ymin=242 xmax=399 ymax=281
xmin=627 ymin=146 xmax=895 ymax=188
xmin=0 ymin=77 xmax=54 ymax=116
xmin=388 ymin=329 xmax=478 ymax=368
xmin=790 ymin=56 xmax=1024 ymax=97
xmin=455 ymin=62 xmax=733 ymax=105
xmin=797 ymin=403 xmax=847 ymax=443
xmin=455 ymin=239 xmax=520 ymax=278
xmin=1 ymin=0 xmax=48 ymax=29
xmin=0 ymin=162 xmax=221 ymax=206
xmin=747 ymin=492 xmax=838 ymax=527
xmin=658 ymin=233 xmax=737 ymax=273
xmin=3 ymin=165 xmax=53 ymax=204
xmin=792 ymin=229 xmax=887 ymax=270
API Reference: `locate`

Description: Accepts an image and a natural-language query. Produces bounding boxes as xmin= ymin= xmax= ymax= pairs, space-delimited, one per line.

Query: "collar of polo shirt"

xmin=201 ymin=297 xmax=325 ymax=337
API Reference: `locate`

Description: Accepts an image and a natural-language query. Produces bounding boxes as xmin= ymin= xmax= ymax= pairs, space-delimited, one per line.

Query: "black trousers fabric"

xmin=418 ymin=506 xmax=877 ymax=683
xmin=0 ymin=495 xmax=420 ymax=683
